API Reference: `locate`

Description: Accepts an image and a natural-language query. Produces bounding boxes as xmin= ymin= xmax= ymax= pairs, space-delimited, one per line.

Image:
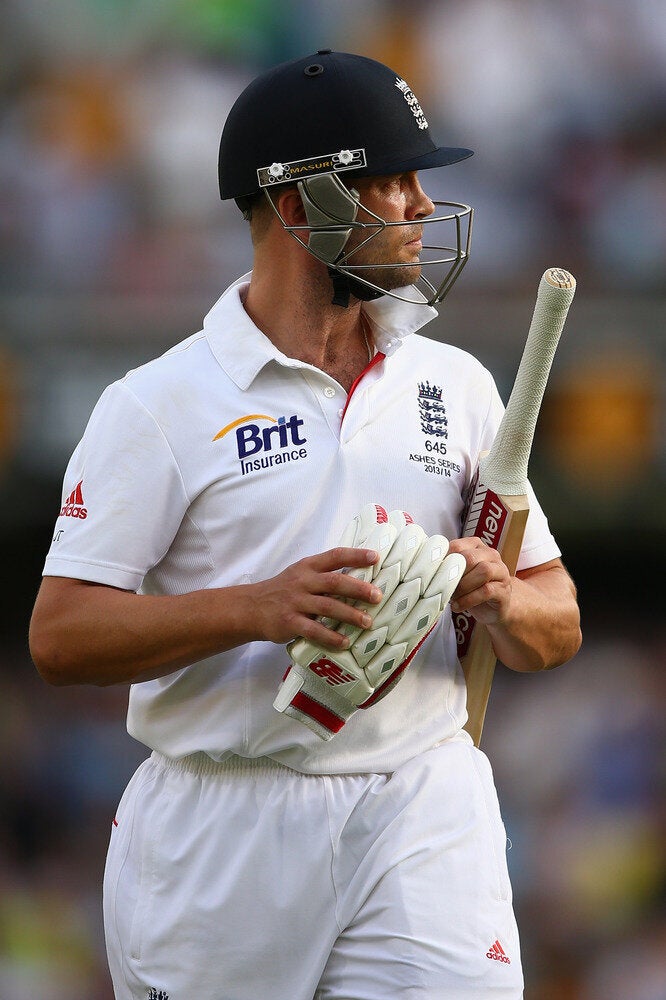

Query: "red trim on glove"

xmin=291 ymin=692 xmax=347 ymax=734
xmin=359 ymin=621 xmax=439 ymax=709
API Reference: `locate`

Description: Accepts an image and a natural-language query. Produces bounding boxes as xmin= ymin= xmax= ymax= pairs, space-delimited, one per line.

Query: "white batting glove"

xmin=273 ymin=503 xmax=466 ymax=740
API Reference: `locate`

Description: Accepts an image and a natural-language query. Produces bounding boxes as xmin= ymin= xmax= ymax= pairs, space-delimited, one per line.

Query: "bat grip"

xmin=481 ymin=272 xmax=575 ymax=496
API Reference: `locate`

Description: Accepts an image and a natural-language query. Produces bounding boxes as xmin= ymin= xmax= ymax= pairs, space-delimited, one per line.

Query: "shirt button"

xmin=337 ymin=408 xmax=344 ymax=417
xmin=323 ymin=386 xmax=336 ymax=398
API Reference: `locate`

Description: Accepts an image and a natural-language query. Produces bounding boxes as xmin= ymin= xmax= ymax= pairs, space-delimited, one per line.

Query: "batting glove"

xmin=273 ymin=503 xmax=466 ymax=740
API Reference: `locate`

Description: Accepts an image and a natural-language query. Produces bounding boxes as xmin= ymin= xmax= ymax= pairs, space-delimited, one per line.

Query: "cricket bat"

xmin=456 ymin=268 xmax=576 ymax=746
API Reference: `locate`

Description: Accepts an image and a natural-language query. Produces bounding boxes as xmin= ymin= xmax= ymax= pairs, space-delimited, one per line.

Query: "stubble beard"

xmin=343 ymin=227 xmax=423 ymax=292
xmin=358 ymin=261 xmax=422 ymax=292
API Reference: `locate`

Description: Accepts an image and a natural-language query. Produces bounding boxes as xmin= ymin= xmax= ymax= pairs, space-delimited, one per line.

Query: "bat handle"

xmin=482 ymin=269 xmax=576 ymax=497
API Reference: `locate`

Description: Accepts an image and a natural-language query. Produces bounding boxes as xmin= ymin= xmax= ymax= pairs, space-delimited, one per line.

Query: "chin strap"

xmin=328 ymin=267 xmax=384 ymax=308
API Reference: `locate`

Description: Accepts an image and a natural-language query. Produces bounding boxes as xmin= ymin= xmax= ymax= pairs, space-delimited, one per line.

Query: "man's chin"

xmin=362 ymin=263 xmax=422 ymax=292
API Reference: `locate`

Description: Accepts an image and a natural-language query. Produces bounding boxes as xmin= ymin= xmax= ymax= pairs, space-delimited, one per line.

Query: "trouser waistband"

xmin=151 ymin=749 xmax=298 ymax=779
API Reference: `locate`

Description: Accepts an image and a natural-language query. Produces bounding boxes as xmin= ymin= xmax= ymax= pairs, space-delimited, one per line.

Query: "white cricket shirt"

xmin=44 ymin=274 xmax=560 ymax=774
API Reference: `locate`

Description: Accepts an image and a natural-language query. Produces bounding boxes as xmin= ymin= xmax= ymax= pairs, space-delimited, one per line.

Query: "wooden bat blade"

xmin=456 ymin=488 xmax=529 ymax=746
xmin=458 ymin=267 xmax=576 ymax=746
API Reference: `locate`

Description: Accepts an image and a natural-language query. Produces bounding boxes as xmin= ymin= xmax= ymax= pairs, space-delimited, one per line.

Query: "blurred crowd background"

xmin=0 ymin=1 xmax=664 ymax=998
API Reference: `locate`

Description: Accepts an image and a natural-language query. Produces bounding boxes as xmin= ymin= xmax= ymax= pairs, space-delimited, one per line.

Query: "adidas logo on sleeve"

xmin=486 ymin=939 xmax=511 ymax=964
xmin=60 ymin=479 xmax=87 ymax=519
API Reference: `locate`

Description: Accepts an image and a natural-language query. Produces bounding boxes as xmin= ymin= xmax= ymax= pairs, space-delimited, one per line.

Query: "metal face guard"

xmin=268 ymin=178 xmax=473 ymax=306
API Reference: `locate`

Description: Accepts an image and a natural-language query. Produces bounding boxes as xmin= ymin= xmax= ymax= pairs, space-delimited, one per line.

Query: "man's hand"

xmin=250 ymin=547 xmax=383 ymax=647
xmin=447 ymin=536 xmax=513 ymax=626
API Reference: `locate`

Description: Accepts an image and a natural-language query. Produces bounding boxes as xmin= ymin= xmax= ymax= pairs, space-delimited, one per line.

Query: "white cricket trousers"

xmin=104 ymin=738 xmax=524 ymax=999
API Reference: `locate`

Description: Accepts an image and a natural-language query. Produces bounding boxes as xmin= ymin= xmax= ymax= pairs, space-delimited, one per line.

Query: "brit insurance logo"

xmin=409 ymin=381 xmax=460 ymax=478
xmin=213 ymin=412 xmax=308 ymax=477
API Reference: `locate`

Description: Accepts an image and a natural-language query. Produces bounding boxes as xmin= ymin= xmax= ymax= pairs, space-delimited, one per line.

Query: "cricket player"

xmin=30 ymin=50 xmax=581 ymax=1000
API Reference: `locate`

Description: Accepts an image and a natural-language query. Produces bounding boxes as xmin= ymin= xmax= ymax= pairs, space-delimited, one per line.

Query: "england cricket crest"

xmin=408 ymin=380 xmax=460 ymax=477
xmin=418 ymin=381 xmax=448 ymax=438
xmin=395 ymin=78 xmax=429 ymax=130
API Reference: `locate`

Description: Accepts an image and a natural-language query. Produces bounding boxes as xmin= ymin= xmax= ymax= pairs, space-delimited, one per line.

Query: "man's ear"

xmin=273 ymin=185 xmax=307 ymax=227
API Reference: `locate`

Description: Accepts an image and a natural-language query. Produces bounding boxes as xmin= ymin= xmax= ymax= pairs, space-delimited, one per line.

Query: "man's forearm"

xmin=486 ymin=565 xmax=581 ymax=672
xmin=29 ymin=547 xmax=383 ymax=688
xmin=29 ymin=579 xmax=259 ymax=687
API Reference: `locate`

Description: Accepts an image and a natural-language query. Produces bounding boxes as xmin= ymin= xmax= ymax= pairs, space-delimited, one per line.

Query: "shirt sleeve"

xmin=43 ymin=380 xmax=190 ymax=591
xmin=477 ymin=375 xmax=561 ymax=573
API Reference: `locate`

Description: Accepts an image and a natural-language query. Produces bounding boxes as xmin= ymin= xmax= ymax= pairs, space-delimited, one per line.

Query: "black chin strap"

xmin=328 ymin=267 xmax=384 ymax=308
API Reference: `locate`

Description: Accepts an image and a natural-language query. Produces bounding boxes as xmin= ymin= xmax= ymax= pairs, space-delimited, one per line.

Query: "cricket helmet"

xmin=219 ymin=50 xmax=474 ymax=306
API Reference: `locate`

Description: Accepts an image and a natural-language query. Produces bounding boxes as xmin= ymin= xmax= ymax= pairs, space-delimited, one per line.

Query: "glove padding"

xmin=273 ymin=503 xmax=466 ymax=740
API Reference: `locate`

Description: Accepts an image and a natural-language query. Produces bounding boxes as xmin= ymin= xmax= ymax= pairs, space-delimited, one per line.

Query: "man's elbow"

xmin=545 ymin=617 xmax=583 ymax=671
xmin=567 ymin=620 xmax=583 ymax=662
xmin=29 ymin=620 xmax=86 ymax=686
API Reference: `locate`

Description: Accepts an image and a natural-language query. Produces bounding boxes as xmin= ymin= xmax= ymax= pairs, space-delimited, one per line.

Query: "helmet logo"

xmin=257 ymin=148 xmax=366 ymax=187
xmin=395 ymin=78 xmax=429 ymax=131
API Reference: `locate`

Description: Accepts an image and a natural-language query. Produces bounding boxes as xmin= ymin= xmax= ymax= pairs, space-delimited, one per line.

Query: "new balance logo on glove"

xmin=309 ymin=659 xmax=357 ymax=686
xmin=273 ymin=503 xmax=465 ymax=740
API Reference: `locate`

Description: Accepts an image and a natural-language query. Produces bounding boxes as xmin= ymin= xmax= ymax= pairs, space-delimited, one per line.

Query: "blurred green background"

xmin=1 ymin=1 xmax=664 ymax=997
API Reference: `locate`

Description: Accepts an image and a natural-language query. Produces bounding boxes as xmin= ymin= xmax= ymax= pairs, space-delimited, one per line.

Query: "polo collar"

xmin=365 ymin=285 xmax=439 ymax=356
xmin=203 ymin=272 xmax=439 ymax=390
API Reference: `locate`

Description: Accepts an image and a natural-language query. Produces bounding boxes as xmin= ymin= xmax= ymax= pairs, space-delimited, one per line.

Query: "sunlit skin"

xmin=341 ymin=172 xmax=436 ymax=291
